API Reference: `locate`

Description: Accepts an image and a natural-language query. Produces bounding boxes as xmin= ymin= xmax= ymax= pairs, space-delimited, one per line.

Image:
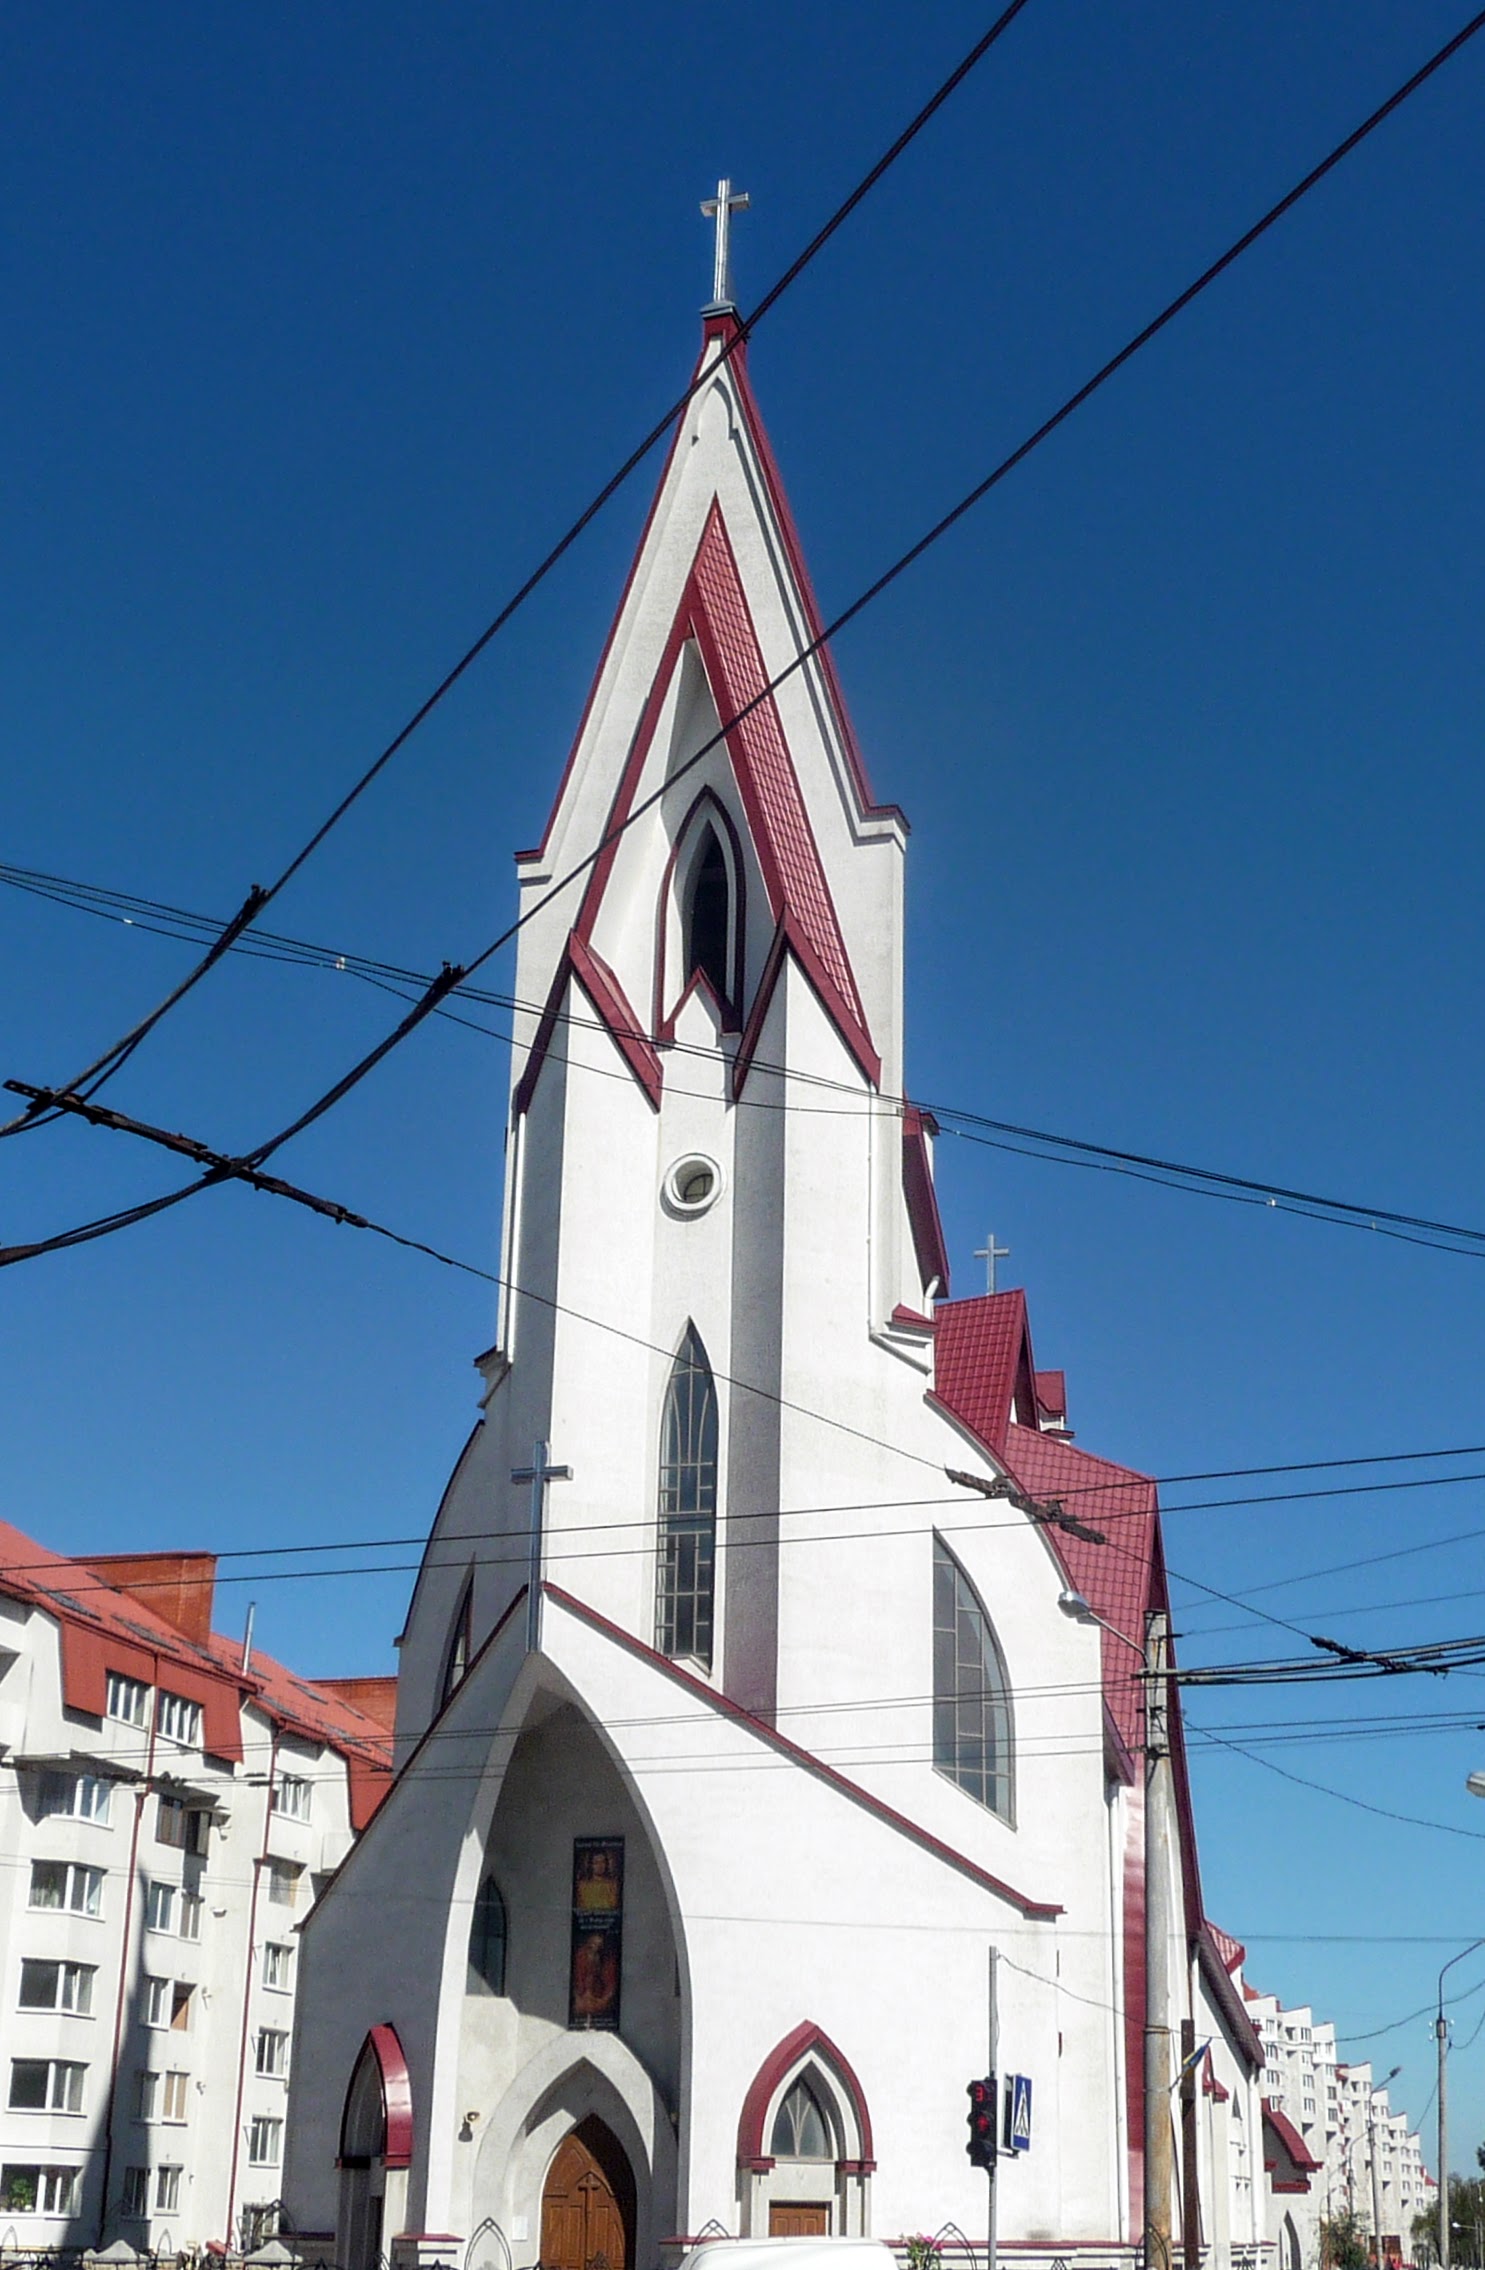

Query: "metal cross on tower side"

xmin=701 ymin=177 xmax=750 ymax=310
xmin=974 ymin=1231 xmax=1010 ymax=1295
xmin=512 ymin=1440 xmax=573 ymax=1652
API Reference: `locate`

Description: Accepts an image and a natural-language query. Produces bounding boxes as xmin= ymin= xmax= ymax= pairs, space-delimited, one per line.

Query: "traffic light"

xmin=966 ymin=2075 xmax=997 ymax=2169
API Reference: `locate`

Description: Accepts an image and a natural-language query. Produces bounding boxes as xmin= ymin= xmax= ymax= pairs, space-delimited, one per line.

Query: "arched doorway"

xmin=540 ymin=2116 xmax=635 ymax=2270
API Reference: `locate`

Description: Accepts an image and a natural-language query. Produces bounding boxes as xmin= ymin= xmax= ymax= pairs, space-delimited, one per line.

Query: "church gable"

xmin=568 ymin=500 xmax=878 ymax=1090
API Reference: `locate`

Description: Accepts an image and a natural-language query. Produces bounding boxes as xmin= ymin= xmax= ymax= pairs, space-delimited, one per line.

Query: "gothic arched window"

xmin=656 ymin=1326 xmax=718 ymax=1667
xmin=932 ymin=1535 xmax=1013 ymax=1819
xmin=770 ymin=2078 xmax=833 ymax=2160
xmin=468 ymin=1874 xmax=507 ymax=1995
xmin=440 ymin=1580 xmax=472 ymax=1711
xmin=684 ymin=826 xmax=731 ymax=1002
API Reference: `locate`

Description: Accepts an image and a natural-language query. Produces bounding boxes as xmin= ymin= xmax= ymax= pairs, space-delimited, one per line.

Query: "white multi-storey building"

xmin=1249 ymin=1990 xmax=1435 ymax=2269
xmin=0 ymin=1523 xmax=393 ymax=2252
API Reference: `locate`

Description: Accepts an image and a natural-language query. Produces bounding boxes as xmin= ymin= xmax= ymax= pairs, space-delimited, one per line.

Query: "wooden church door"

xmin=769 ymin=2204 xmax=830 ymax=2237
xmin=540 ymin=2117 xmax=634 ymax=2270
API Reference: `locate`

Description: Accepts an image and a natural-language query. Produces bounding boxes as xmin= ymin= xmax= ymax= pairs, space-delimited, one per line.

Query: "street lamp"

xmin=1437 ymin=1940 xmax=1485 ymax=2270
xmin=1057 ymin=1588 xmax=1175 ymax=2270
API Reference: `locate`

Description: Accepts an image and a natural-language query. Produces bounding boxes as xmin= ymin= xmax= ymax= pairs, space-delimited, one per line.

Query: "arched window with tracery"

xmin=770 ymin=2079 xmax=833 ymax=2160
xmin=440 ymin=1579 xmax=472 ymax=1711
xmin=656 ymin=1325 xmax=718 ymax=1667
xmin=468 ymin=1874 xmax=507 ymax=1995
xmin=932 ymin=1535 xmax=1013 ymax=1819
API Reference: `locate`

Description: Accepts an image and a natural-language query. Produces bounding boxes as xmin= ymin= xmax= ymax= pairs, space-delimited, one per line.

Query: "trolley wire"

xmin=0 ymin=4 xmax=1034 ymax=1140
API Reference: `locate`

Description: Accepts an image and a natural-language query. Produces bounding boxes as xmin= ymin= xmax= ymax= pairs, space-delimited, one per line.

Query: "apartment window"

xmin=262 ymin=1942 xmax=293 ymax=1992
xmin=179 ymin=1892 xmax=203 ymax=1942
xmin=271 ymin=1773 xmax=312 ymax=1822
xmin=9 ymin=2061 xmax=85 ymax=2114
xmin=106 ymin=1672 xmax=150 ymax=1727
xmin=155 ymin=2165 xmax=181 ymax=2214
xmin=248 ymin=2117 xmax=282 ymax=2168
xmin=156 ymin=1797 xmax=210 ymax=1855
xmin=28 ymin=1861 xmax=103 ymax=1917
xmin=18 ymin=1961 xmax=95 ymax=2016
xmin=265 ymin=1859 xmax=300 ymax=1909
xmin=145 ymin=1882 xmax=175 ymax=1934
xmin=135 ymin=2070 xmax=188 ymax=2123
xmin=121 ymin=2165 xmax=149 ymax=2219
xmin=155 ymin=1692 xmax=201 ymax=1747
xmin=255 ymin=2029 xmax=290 ymax=2079
xmin=38 ymin=1771 xmax=111 ymax=1824
xmin=142 ymin=1977 xmax=189 ymax=2030
xmin=0 ymin=2165 xmax=82 ymax=2215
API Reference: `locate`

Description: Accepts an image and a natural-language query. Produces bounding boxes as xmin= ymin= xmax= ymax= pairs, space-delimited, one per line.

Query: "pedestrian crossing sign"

xmin=1004 ymin=2073 xmax=1033 ymax=2154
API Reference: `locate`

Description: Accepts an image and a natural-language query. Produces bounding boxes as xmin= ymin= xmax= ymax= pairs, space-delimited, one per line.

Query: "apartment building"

xmin=0 ymin=1523 xmax=393 ymax=2252
xmin=1250 ymin=1989 xmax=1435 ymax=2268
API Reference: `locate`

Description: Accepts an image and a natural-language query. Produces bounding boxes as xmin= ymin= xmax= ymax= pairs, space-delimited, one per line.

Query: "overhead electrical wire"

xmin=17 ymin=854 xmax=1485 ymax=1266
xmin=9 ymin=7 xmax=1485 ymax=1250
xmin=0 ymin=4 xmax=1034 ymax=1140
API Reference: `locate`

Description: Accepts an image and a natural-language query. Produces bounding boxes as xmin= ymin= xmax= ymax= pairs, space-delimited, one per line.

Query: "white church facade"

xmin=283 ymin=283 xmax=1284 ymax=2270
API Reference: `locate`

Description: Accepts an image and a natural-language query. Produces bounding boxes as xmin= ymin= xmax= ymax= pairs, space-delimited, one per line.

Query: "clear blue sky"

xmin=5 ymin=0 xmax=1485 ymax=2172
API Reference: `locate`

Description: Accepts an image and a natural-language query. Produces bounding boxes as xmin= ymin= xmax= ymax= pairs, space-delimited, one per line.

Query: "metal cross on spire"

xmin=700 ymin=177 xmax=750 ymax=312
xmin=974 ymin=1231 xmax=1010 ymax=1295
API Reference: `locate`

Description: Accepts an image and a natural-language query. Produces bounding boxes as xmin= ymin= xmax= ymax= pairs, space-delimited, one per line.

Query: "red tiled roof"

xmin=933 ymin=1291 xmax=1036 ymax=1456
xmin=902 ymin=1106 xmax=950 ymax=1298
xmin=1265 ymin=2102 xmax=1323 ymax=2185
xmin=1035 ymin=1369 xmax=1067 ymax=1422
xmin=1000 ymin=1424 xmax=1158 ymax=1756
xmin=0 ymin=1521 xmax=392 ymax=1818
xmin=1206 ymin=1921 xmax=1247 ymax=1975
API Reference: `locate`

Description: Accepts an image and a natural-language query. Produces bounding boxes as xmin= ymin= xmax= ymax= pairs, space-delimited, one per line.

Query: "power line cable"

xmin=19 ymin=851 xmax=1485 ymax=1271
xmin=10 ymin=6 xmax=1484 ymax=1237
xmin=1186 ymin=1721 xmax=1485 ymax=1840
xmin=0 ymin=6 xmax=1033 ymax=1141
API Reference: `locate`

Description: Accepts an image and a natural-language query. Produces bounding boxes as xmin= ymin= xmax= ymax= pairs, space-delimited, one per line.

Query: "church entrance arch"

xmin=539 ymin=2116 xmax=635 ymax=2270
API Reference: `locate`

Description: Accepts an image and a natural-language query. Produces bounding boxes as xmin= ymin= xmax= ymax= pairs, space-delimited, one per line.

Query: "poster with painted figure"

xmin=570 ymin=1837 xmax=623 ymax=2029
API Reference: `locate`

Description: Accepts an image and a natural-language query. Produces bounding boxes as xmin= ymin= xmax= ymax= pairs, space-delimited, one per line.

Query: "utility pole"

xmin=988 ymin=1947 xmax=1000 ymax=2270
xmin=1437 ymin=1941 xmax=1485 ymax=2270
xmin=1145 ymin=1609 xmax=1174 ymax=2270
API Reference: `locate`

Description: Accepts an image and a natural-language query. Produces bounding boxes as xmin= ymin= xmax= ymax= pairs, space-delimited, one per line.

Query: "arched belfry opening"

xmin=659 ymin=792 xmax=744 ymax=1030
xmin=685 ymin=826 xmax=730 ymax=1001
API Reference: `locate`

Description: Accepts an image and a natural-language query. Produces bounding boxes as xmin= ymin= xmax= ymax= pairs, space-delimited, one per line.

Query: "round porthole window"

xmin=664 ymin=1154 xmax=722 ymax=1216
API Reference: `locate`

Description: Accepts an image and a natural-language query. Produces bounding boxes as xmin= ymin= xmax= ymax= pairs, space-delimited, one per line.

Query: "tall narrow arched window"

xmin=468 ymin=1874 xmax=507 ymax=1995
xmin=684 ymin=827 xmax=730 ymax=1002
xmin=932 ymin=1535 xmax=1013 ymax=1819
xmin=440 ymin=1581 xmax=472 ymax=1710
xmin=656 ymin=1326 xmax=718 ymax=1666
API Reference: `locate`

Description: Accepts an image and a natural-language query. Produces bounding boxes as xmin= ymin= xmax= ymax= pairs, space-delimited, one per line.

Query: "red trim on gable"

xmin=341 ymin=2024 xmax=414 ymax=2170
xmin=737 ymin=2020 xmax=876 ymax=2167
xmin=513 ymin=932 xmax=662 ymax=1117
xmin=902 ymin=1106 xmax=950 ymax=1297
xmin=1198 ymin=1920 xmax=1265 ymax=2075
xmin=543 ymin=1581 xmax=1061 ymax=1919
xmin=890 ymin=1305 xmax=936 ymax=1333
xmin=731 ymin=908 xmax=881 ymax=1094
xmin=567 ymin=505 xmax=879 ymax=1093
xmin=717 ymin=323 xmax=904 ymax=829
xmin=1264 ymin=2102 xmax=1322 ymax=2186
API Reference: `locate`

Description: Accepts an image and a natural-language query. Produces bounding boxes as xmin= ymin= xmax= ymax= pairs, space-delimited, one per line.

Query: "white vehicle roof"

xmin=677 ymin=2243 xmax=901 ymax=2270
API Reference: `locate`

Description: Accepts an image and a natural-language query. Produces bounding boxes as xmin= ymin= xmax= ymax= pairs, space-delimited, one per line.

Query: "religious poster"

xmin=569 ymin=1836 xmax=624 ymax=2030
